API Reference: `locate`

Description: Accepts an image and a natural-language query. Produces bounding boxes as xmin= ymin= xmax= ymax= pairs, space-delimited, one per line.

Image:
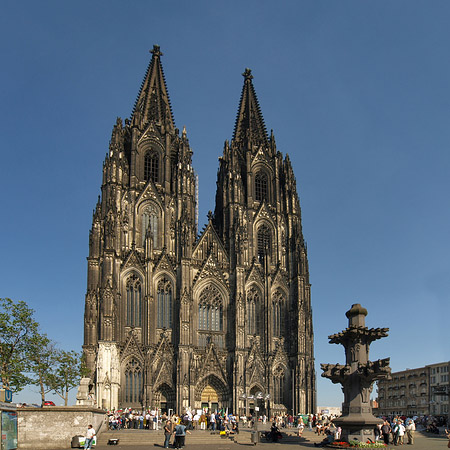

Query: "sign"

xmin=1 ymin=411 xmax=17 ymax=450
xmin=0 ymin=390 xmax=12 ymax=403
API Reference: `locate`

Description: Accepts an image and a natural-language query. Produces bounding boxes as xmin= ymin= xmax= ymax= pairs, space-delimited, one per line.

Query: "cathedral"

xmin=83 ymin=45 xmax=316 ymax=416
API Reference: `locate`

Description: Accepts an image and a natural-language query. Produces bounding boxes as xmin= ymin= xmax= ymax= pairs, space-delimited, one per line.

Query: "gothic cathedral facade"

xmin=83 ymin=46 xmax=316 ymax=415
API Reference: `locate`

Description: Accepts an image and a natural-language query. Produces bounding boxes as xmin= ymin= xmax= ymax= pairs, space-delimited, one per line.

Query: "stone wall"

xmin=17 ymin=406 xmax=106 ymax=449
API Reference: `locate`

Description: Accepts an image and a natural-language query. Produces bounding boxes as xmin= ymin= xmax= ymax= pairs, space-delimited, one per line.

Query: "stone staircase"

xmin=98 ymin=428 xmax=311 ymax=446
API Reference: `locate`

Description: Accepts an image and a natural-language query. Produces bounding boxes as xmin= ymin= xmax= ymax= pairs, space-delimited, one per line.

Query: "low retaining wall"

xmin=17 ymin=406 xmax=106 ymax=449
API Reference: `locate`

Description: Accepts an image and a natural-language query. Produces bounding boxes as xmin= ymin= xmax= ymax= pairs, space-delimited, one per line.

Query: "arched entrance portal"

xmin=154 ymin=383 xmax=175 ymax=414
xmin=195 ymin=375 xmax=229 ymax=412
xmin=248 ymin=385 xmax=266 ymax=417
xmin=201 ymin=384 xmax=219 ymax=412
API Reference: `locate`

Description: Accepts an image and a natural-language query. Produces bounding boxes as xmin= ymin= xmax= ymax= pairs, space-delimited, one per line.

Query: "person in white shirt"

xmin=405 ymin=419 xmax=416 ymax=445
xmin=84 ymin=424 xmax=95 ymax=450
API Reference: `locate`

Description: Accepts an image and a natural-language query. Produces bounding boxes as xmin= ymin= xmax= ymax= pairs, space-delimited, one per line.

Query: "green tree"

xmin=0 ymin=298 xmax=39 ymax=392
xmin=48 ymin=350 xmax=89 ymax=406
xmin=28 ymin=334 xmax=59 ymax=404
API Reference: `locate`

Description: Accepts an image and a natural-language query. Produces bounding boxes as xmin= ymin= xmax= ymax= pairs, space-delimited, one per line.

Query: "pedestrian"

xmin=163 ymin=419 xmax=173 ymax=449
xmin=84 ymin=424 xmax=96 ymax=450
xmin=381 ymin=420 xmax=391 ymax=445
xmin=405 ymin=419 xmax=415 ymax=445
xmin=174 ymin=420 xmax=191 ymax=449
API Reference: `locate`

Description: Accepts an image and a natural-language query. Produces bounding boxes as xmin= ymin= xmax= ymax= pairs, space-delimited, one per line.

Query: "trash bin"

xmin=251 ymin=431 xmax=260 ymax=445
xmin=71 ymin=435 xmax=84 ymax=448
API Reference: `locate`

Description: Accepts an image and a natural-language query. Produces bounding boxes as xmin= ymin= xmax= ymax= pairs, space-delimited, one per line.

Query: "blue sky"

xmin=1 ymin=1 xmax=449 ymax=407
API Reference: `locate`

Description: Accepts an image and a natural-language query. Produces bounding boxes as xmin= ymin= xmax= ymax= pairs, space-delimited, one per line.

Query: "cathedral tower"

xmin=83 ymin=48 xmax=315 ymax=414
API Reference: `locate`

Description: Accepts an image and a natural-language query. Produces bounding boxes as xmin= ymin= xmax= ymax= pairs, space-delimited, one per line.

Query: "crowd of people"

xmin=104 ymin=408 xmax=449 ymax=448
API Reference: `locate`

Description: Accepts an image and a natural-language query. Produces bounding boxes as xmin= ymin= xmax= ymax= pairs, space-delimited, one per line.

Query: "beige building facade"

xmin=378 ymin=361 xmax=450 ymax=417
xmin=82 ymin=46 xmax=316 ymax=415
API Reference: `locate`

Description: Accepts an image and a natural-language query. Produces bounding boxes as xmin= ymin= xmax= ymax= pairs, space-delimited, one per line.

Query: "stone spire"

xmin=232 ymin=68 xmax=268 ymax=149
xmin=131 ymin=45 xmax=175 ymax=132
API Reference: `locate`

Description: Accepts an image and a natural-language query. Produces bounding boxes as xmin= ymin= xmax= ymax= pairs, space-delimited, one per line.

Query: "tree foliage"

xmin=47 ymin=350 xmax=89 ymax=406
xmin=0 ymin=298 xmax=39 ymax=392
xmin=28 ymin=334 xmax=58 ymax=403
xmin=0 ymin=298 xmax=88 ymax=404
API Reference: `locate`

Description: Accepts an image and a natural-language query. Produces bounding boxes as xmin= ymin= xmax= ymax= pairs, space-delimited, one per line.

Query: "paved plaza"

xmin=58 ymin=428 xmax=449 ymax=450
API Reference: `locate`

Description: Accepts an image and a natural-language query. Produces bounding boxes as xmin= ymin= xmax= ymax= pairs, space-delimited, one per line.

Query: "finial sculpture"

xmin=321 ymin=304 xmax=391 ymax=443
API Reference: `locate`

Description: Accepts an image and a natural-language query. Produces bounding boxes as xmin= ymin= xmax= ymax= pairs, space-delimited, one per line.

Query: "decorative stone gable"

xmin=245 ymin=261 xmax=265 ymax=286
xmin=122 ymin=248 xmax=145 ymax=272
xmin=192 ymin=221 xmax=229 ymax=265
xmin=196 ymin=343 xmax=227 ymax=385
xmin=154 ymin=252 xmax=176 ymax=277
xmin=151 ymin=332 xmax=174 ymax=388
xmin=136 ymin=178 xmax=163 ymax=205
xmin=253 ymin=200 xmax=275 ymax=224
xmin=246 ymin=340 xmax=267 ymax=386
xmin=193 ymin=254 xmax=229 ymax=290
xmin=121 ymin=330 xmax=145 ymax=362
xmin=271 ymin=266 xmax=289 ymax=291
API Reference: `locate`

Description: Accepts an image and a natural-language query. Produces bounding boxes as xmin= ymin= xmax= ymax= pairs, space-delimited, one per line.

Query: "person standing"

xmin=405 ymin=419 xmax=415 ymax=445
xmin=210 ymin=412 xmax=216 ymax=431
xmin=381 ymin=420 xmax=391 ymax=445
xmin=163 ymin=419 xmax=173 ymax=449
xmin=174 ymin=421 xmax=191 ymax=449
xmin=84 ymin=424 xmax=96 ymax=450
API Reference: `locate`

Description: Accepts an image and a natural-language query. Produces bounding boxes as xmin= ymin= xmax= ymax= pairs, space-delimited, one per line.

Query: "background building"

xmin=82 ymin=47 xmax=316 ymax=415
xmin=378 ymin=361 xmax=449 ymax=417
xmin=428 ymin=362 xmax=450 ymax=417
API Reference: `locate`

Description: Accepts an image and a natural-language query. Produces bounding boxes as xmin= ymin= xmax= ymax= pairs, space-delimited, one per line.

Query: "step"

xmin=98 ymin=429 xmax=306 ymax=446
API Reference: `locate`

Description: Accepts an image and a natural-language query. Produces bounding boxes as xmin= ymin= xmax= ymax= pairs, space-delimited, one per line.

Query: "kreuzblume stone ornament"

xmin=321 ymin=304 xmax=391 ymax=443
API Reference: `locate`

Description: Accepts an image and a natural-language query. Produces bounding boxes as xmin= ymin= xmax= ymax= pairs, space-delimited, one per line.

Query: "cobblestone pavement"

xmin=59 ymin=429 xmax=449 ymax=450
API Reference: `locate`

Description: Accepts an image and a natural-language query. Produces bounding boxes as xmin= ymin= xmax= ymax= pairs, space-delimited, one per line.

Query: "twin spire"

xmin=131 ymin=45 xmax=175 ymax=132
xmin=131 ymin=46 xmax=268 ymax=148
xmin=233 ymin=68 xmax=268 ymax=149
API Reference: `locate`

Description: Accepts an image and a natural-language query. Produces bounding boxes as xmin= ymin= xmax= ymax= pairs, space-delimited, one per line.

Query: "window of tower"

xmin=198 ymin=285 xmax=223 ymax=331
xmin=272 ymin=290 xmax=284 ymax=337
xmin=255 ymin=171 xmax=268 ymax=202
xmin=142 ymin=205 xmax=159 ymax=247
xmin=198 ymin=284 xmax=224 ymax=348
xmin=273 ymin=366 xmax=285 ymax=404
xmin=257 ymin=224 xmax=272 ymax=264
xmin=124 ymin=358 xmax=142 ymax=404
xmin=157 ymin=277 xmax=173 ymax=329
xmin=246 ymin=287 xmax=260 ymax=335
xmin=144 ymin=150 xmax=159 ymax=183
xmin=126 ymin=275 xmax=142 ymax=327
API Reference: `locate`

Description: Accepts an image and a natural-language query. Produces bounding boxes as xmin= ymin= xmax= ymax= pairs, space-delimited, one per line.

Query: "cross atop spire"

xmin=233 ymin=68 xmax=268 ymax=149
xmin=131 ymin=45 xmax=175 ymax=132
xmin=242 ymin=68 xmax=253 ymax=81
xmin=150 ymin=45 xmax=163 ymax=57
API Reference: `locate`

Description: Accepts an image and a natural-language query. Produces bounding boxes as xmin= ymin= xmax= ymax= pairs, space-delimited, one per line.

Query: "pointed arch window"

xmin=246 ymin=287 xmax=260 ymax=335
xmin=255 ymin=171 xmax=268 ymax=202
xmin=145 ymin=150 xmax=159 ymax=183
xmin=142 ymin=204 xmax=159 ymax=247
xmin=272 ymin=290 xmax=284 ymax=337
xmin=124 ymin=358 xmax=142 ymax=404
xmin=273 ymin=366 xmax=285 ymax=404
xmin=257 ymin=224 xmax=272 ymax=264
xmin=198 ymin=284 xmax=223 ymax=332
xmin=126 ymin=275 xmax=142 ymax=327
xmin=157 ymin=278 xmax=173 ymax=329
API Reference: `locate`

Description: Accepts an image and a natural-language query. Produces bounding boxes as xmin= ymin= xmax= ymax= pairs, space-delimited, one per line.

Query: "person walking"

xmin=84 ymin=424 xmax=96 ymax=450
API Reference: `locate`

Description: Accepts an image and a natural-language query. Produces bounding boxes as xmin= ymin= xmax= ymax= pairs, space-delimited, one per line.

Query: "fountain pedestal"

xmin=321 ymin=304 xmax=391 ymax=443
